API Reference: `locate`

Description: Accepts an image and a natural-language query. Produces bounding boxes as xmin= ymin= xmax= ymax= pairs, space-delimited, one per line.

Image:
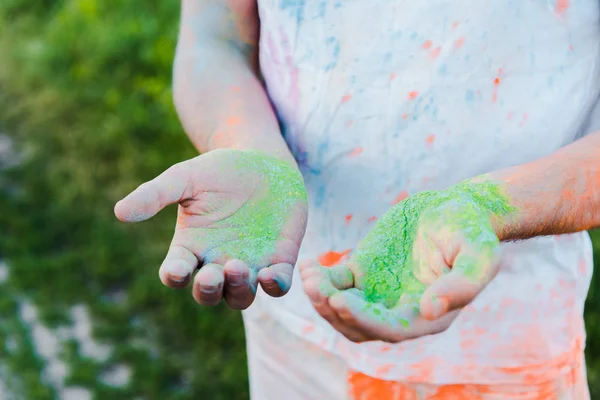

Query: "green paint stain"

xmin=203 ymin=150 xmax=307 ymax=270
xmin=353 ymin=177 xmax=516 ymax=309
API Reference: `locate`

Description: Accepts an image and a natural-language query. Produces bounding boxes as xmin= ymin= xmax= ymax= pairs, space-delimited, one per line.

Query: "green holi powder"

xmin=204 ymin=150 xmax=307 ymax=270
xmin=354 ymin=178 xmax=516 ymax=309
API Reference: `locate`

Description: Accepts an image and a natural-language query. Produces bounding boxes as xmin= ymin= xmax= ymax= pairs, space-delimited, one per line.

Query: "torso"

xmin=250 ymin=0 xmax=599 ymax=384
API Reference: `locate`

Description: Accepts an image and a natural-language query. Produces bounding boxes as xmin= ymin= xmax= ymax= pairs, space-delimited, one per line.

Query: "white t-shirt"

xmin=248 ymin=0 xmax=599 ymax=385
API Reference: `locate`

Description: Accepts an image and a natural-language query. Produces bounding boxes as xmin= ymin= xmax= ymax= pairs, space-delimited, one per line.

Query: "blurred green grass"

xmin=0 ymin=1 xmax=598 ymax=399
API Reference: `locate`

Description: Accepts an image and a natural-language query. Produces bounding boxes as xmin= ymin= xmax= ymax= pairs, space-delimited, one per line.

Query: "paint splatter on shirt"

xmin=248 ymin=0 xmax=599 ymax=387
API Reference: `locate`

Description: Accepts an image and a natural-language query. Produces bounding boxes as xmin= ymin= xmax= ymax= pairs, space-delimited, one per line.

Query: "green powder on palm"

xmin=354 ymin=178 xmax=516 ymax=309
xmin=204 ymin=150 xmax=307 ymax=269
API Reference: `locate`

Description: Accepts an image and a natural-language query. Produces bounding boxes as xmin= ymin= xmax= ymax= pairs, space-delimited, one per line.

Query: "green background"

xmin=0 ymin=1 xmax=599 ymax=399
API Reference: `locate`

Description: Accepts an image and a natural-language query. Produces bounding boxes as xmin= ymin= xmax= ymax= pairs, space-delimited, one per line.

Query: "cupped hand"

xmin=301 ymin=179 xmax=514 ymax=342
xmin=115 ymin=148 xmax=308 ymax=309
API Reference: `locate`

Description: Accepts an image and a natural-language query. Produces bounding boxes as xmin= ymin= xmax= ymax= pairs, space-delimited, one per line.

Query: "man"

xmin=115 ymin=0 xmax=600 ymax=398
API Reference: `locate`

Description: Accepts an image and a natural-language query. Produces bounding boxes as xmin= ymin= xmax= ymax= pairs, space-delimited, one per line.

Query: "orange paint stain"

xmin=379 ymin=344 xmax=392 ymax=353
xmin=454 ymin=37 xmax=465 ymax=49
xmin=430 ymin=46 xmax=442 ymax=58
xmin=232 ymin=86 xmax=240 ymax=92
xmin=341 ymin=94 xmax=352 ymax=103
xmin=390 ymin=73 xmax=397 ymax=81
xmin=492 ymin=69 xmax=503 ymax=103
xmin=348 ymin=146 xmax=363 ymax=157
xmin=226 ymin=116 xmax=240 ymax=126
xmin=345 ymin=214 xmax=353 ymax=223
xmin=368 ymin=216 xmax=377 ymax=223
xmin=408 ymin=91 xmax=419 ymax=100
xmin=579 ymin=258 xmax=587 ymax=275
xmin=402 ymin=113 xmax=409 ymax=119
xmin=451 ymin=21 xmax=460 ymax=28
xmin=426 ymin=134 xmax=436 ymax=146
xmin=460 ymin=339 xmax=478 ymax=350
xmin=422 ymin=40 xmax=433 ymax=50
xmin=375 ymin=364 xmax=395 ymax=378
xmin=556 ymin=0 xmax=569 ymax=14
xmin=302 ymin=324 xmax=315 ymax=334
xmin=213 ymin=131 xmax=224 ymax=140
xmin=393 ymin=190 xmax=409 ymax=205
xmin=348 ymin=371 xmax=418 ymax=400
xmin=569 ymin=44 xmax=574 ymax=51
xmin=430 ymin=385 xmax=480 ymax=399
xmin=318 ymin=249 xmax=351 ymax=267
xmin=346 ymin=120 xmax=354 ymax=128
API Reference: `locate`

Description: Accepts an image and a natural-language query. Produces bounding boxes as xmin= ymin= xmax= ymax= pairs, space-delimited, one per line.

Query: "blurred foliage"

xmin=0 ymin=1 xmax=599 ymax=399
xmin=0 ymin=1 xmax=248 ymax=399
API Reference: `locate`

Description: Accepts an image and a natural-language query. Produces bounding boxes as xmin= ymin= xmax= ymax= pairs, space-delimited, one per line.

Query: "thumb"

xmin=420 ymin=249 xmax=499 ymax=320
xmin=114 ymin=162 xmax=192 ymax=222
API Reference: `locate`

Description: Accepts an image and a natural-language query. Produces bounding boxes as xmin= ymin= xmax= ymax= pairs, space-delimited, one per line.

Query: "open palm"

xmin=115 ymin=149 xmax=308 ymax=309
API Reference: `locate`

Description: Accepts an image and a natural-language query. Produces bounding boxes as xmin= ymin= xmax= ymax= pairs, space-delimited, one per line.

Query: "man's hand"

xmin=301 ymin=179 xmax=515 ymax=343
xmin=115 ymin=149 xmax=308 ymax=310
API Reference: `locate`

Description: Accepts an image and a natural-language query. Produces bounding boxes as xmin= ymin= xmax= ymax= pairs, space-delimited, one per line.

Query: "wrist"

xmin=450 ymin=176 xmax=520 ymax=241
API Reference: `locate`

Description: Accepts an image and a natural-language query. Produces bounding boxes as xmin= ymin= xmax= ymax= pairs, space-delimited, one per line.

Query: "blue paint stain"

xmin=334 ymin=2 xmax=342 ymax=8
xmin=324 ymin=37 xmax=341 ymax=71
xmin=384 ymin=52 xmax=392 ymax=62
xmin=315 ymin=185 xmax=326 ymax=207
xmin=318 ymin=1 xmax=326 ymax=17
xmin=351 ymin=75 xmax=357 ymax=84
xmin=465 ymin=90 xmax=475 ymax=102
xmin=530 ymin=52 xmax=535 ymax=67
xmin=280 ymin=0 xmax=307 ymax=24
xmin=547 ymin=76 xmax=554 ymax=88
xmin=410 ymin=32 xmax=418 ymax=40
xmin=438 ymin=65 xmax=448 ymax=75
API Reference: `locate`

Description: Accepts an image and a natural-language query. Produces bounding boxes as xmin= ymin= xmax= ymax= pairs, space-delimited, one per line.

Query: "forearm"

xmin=173 ymin=0 xmax=294 ymax=164
xmin=485 ymin=131 xmax=600 ymax=240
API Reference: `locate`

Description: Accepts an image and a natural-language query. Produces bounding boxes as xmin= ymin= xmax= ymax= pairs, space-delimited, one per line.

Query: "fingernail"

xmin=272 ymin=277 xmax=285 ymax=291
xmin=199 ymin=284 xmax=220 ymax=294
xmin=430 ymin=296 xmax=449 ymax=319
xmin=228 ymin=273 xmax=245 ymax=287
xmin=168 ymin=273 xmax=190 ymax=284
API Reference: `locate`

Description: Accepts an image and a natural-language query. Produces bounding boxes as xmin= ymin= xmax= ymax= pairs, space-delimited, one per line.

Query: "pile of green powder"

xmin=207 ymin=150 xmax=307 ymax=269
xmin=354 ymin=178 xmax=516 ymax=309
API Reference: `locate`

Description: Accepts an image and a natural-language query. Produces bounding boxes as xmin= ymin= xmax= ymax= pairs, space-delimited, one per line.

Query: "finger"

xmin=328 ymin=264 xmax=355 ymax=290
xmin=223 ymin=259 xmax=256 ymax=310
xmin=391 ymin=304 xmax=460 ymax=342
xmin=300 ymin=261 xmax=354 ymax=302
xmin=420 ymin=249 xmax=498 ymax=320
xmin=114 ymin=161 xmax=192 ymax=222
xmin=326 ymin=291 xmax=371 ymax=342
xmin=158 ymin=245 xmax=199 ymax=288
xmin=330 ymin=291 xmax=459 ymax=343
xmin=258 ymin=262 xmax=293 ymax=297
xmin=192 ymin=263 xmax=224 ymax=306
xmin=329 ymin=291 xmax=409 ymax=342
xmin=412 ymin=234 xmax=449 ymax=285
xmin=299 ymin=260 xmax=349 ymax=330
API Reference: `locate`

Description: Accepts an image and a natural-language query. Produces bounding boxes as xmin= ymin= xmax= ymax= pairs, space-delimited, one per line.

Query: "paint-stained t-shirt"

xmin=246 ymin=0 xmax=599 ymax=385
